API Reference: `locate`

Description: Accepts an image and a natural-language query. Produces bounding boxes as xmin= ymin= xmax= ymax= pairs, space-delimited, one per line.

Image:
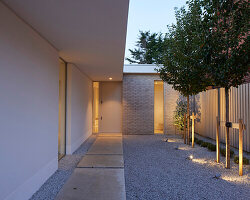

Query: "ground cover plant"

xmin=207 ymin=143 xmax=216 ymax=151
xmin=201 ymin=142 xmax=210 ymax=148
xmin=220 ymin=148 xmax=234 ymax=158
xmin=234 ymin=156 xmax=249 ymax=165
xmin=194 ymin=137 xmax=236 ymax=156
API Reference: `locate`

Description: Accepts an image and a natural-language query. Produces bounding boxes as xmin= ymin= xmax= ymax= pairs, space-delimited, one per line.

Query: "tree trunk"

xmin=225 ymin=88 xmax=230 ymax=169
xmin=187 ymin=96 xmax=190 ymax=145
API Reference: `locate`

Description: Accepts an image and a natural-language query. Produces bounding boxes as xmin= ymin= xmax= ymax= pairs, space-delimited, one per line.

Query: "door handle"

xmin=101 ymin=116 xmax=102 ymax=120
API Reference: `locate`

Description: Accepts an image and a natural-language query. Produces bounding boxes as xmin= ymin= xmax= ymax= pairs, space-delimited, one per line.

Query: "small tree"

xmin=174 ymin=97 xmax=187 ymax=131
xmin=158 ymin=1 xmax=211 ymax=144
xmin=202 ymin=0 xmax=250 ymax=168
xmin=126 ymin=31 xmax=166 ymax=64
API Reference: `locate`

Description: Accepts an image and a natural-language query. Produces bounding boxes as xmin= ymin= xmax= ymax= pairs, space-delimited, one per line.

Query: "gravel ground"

xmin=123 ymin=134 xmax=250 ymax=200
xmin=29 ymin=135 xmax=97 ymax=200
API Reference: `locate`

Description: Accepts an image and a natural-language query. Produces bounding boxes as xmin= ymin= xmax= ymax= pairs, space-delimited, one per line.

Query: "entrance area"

xmin=92 ymin=82 xmax=122 ymax=134
xmin=58 ymin=59 xmax=66 ymax=159
xmin=100 ymin=82 xmax=122 ymax=133
xmin=154 ymin=81 xmax=164 ymax=134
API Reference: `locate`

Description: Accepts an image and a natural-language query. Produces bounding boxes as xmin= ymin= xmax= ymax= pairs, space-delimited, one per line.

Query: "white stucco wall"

xmin=0 ymin=2 xmax=59 ymax=200
xmin=66 ymin=64 xmax=92 ymax=154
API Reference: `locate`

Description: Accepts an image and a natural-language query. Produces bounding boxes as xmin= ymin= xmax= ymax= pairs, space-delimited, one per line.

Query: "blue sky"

xmin=124 ymin=0 xmax=187 ymax=63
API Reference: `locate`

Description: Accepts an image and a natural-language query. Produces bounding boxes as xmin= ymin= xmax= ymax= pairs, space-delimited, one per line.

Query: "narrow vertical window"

xmin=58 ymin=59 xmax=66 ymax=159
xmin=154 ymin=81 xmax=164 ymax=134
xmin=93 ymin=82 xmax=99 ymax=133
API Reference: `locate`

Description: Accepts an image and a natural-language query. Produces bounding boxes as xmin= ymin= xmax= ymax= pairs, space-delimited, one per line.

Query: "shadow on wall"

xmin=191 ymin=94 xmax=201 ymax=123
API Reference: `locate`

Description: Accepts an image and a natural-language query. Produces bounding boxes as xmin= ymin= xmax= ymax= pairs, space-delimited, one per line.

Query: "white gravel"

xmin=123 ymin=135 xmax=250 ymax=200
xmin=29 ymin=135 xmax=97 ymax=200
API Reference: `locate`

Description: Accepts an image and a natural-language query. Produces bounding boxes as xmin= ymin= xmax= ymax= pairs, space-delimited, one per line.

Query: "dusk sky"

xmin=124 ymin=0 xmax=187 ymax=63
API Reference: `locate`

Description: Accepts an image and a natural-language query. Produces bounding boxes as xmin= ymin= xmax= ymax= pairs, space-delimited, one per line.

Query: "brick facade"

xmin=122 ymin=74 xmax=179 ymax=135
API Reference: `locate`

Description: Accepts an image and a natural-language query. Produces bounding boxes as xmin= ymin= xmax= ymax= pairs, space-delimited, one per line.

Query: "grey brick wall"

xmin=122 ymin=74 xmax=180 ymax=135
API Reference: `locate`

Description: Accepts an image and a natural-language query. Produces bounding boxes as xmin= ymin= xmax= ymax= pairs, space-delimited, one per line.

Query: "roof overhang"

xmin=2 ymin=0 xmax=129 ymax=81
xmin=123 ymin=64 xmax=163 ymax=74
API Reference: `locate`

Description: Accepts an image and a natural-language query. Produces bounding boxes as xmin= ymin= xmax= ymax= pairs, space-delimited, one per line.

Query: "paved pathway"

xmin=55 ymin=133 xmax=126 ymax=200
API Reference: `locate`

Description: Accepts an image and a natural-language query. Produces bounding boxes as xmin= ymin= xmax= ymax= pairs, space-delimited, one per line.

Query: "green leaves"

xmin=174 ymin=97 xmax=187 ymax=130
xmin=158 ymin=0 xmax=211 ymax=97
xmin=159 ymin=0 xmax=249 ymax=96
xmin=126 ymin=31 xmax=166 ymax=64
xmin=203 ymin=0 xmax=250 ymax=89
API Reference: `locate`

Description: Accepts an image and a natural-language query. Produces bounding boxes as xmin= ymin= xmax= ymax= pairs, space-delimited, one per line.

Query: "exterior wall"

xmin=0 ymin=3 xmax=59 ymax=200
xmin=122 ymin=74 xmax=179 ymax=135
xmin=195 ymin=83 xmax=250 ymax=152
xmin=66 ymin=64 xmax=92 ymax=154
xmin=164 ymin=83 xmax=180 ymax=134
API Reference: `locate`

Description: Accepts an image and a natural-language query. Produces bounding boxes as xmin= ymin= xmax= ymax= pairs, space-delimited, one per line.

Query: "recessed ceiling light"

xmin=109 ymin=77 xmax=112 ymax=80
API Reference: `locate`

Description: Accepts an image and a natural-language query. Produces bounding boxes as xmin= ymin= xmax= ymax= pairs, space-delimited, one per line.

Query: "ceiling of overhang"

xmin=2 ymin=0 xmax=129 ymax=81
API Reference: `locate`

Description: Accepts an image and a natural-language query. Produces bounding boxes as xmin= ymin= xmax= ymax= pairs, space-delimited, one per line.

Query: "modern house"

xmin=1 ymin=1 xmax=250 ymax=200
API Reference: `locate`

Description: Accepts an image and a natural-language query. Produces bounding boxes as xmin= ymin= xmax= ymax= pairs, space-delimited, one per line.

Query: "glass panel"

xmin=58 ymin=59 xmax=66 ymax=160
xmin=154 ymin=81 xmax=164 ymax=134
xmin=92 ymin=82 xmax=99 ymax=133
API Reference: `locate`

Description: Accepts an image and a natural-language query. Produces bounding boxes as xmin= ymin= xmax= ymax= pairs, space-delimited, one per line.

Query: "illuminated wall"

xmin=93 ymin=82 xmax=99 ymax=133
xmin=154 ymin=81 xmax=164 ymax=133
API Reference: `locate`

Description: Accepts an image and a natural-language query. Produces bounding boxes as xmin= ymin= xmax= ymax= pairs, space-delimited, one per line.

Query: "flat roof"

xmin=123 ymin=64 xmax=163 ymax=74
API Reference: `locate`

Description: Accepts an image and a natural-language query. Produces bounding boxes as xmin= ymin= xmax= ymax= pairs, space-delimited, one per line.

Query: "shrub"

xmin=173 ymin=97 xmax=187 ymax=131
xmin=207 ymin=143 xmax=216 ymax=151
xmin=220 ymin=148 xmax=234 ymax=158
xmin=234 ymin=156 xmax=249 ymax=165
xmin=196 ymin=139 xmax=203 ymax=145
xmin=201 ymin=142 xmax=209 ymax=148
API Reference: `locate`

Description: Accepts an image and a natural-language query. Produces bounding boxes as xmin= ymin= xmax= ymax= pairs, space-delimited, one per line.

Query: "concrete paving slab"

xmin=87 ymin=137 xmax=123 ymax=155
xmin=77 ymin=155 xmax=124 ymax=168
xmin=55 ymin=168 xmax=126 ymax=200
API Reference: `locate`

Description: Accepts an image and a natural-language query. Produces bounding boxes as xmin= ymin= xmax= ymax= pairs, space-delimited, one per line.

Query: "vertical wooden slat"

xmin=192 ymin=112 xmax=195 ymax=148
xmin=184 ymin=113 xmax=186 ymax=144
xmin=239 ymin=119 xmax=243 ymax=176
xmin=242 ymin=85 xmax=245 ymax=150
xmin=216 ymin=116 xmax=220 ymax=163
xmin=232 ymin=87 xmax=235 ymax=147
xmin=232 ymin=88 xmax=235 ymax=147
xmin=247 ymin=84 xmax=250 ymax=152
